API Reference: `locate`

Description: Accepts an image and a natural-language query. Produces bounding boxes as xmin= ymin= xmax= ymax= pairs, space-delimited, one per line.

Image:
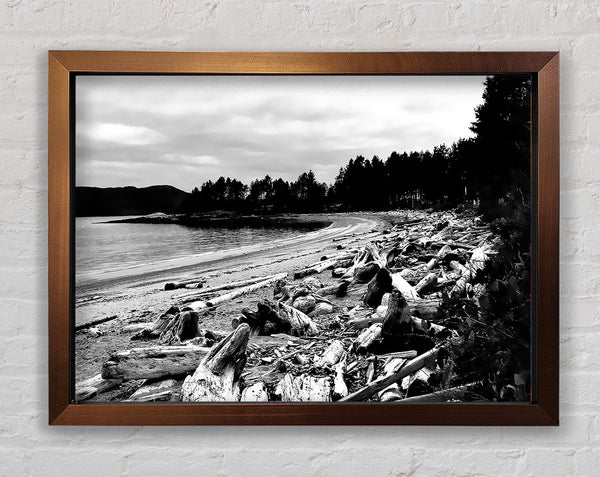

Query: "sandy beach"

xmin=75 ymin=213 xmax=387 ymax=390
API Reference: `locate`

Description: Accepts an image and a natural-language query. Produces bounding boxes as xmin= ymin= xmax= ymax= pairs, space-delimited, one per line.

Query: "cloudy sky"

xmin=75 ymin=74 xmax=486 ymax=191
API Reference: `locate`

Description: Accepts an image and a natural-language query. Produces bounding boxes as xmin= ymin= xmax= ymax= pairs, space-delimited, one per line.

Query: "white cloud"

xmin=79 ymin=122 xmax=165 ymax=146
xmin=163 ymin=153 xmax=220 ymax=166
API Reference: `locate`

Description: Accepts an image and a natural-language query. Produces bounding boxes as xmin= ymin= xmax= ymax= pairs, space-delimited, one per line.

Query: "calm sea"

xmin=75 ymin=216 xmax=318 ymax=278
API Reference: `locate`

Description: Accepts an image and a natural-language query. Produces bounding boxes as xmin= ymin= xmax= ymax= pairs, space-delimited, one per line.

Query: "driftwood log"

xmin=101 ymin=345 xmax=211 ymax=380
xmin=315 ymin=340 xmax=345 ymax=367
xmin=353 ymin=323 xmax=382 ymax=354
xmin=339 ymin=345 xmax=444 ymax=402
xmin=130 ymin=306 xmax=180 ymax=340
xmin=75 ymin=373 xmax=122 ymax=402
xmin=176 ymin=274 xmax=284 ymax=302
xmin=275 ymin=373 xmax=332 ymax=402
xmin=377 ymin=357 xmax=406 ymax=402
xmin=125 ymin=378 xmax=179 ymax=402
xmin=182 ymin=324 xmax=251 ymax=402
xmin=237 ymin=300 xmax=318 ymax=336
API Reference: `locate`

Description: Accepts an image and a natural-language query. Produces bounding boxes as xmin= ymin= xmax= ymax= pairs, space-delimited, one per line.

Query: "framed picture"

xmin=49 ymin=51 xmax=559 ymax=425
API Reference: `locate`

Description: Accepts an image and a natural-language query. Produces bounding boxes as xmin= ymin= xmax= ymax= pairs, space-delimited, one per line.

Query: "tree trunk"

xmin=101 ymin=345 xmax=211 ymax=380
xmin=181 ymin=323 xmax=251 ymax=402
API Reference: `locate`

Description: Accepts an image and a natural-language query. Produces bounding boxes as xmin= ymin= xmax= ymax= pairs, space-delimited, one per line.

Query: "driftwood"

xmin=391 ymin=273 xmax=419 ymax=299
xmin=204 ymin=273 xmax=288 ymax=308
xmin=345 ymin=298 xmax=441 ymax=330
xmin=75 ymin=373 xmax=122 ymax=402
xmin=374 ymin=350 xmax=417 ymax=359
xmin=125 ymin=378 xmax=179 ymax=402
xmin=159 ymin=310 xmax=202 ymax=344
xmin=342 ymin=248 xmax=370 ymax=279
xmin=101 ymin=345 xmax=211 ymax=380
xmin=364 ymin=268 xmax=393 ymax=308
xmin=176 ymin=274 xmax=284 ymax=301
xmin=275 ymin=373 xmax=332 ymax=402
xmin=381 ymin=289 xmax=412 ymax=336
xmin=237 ymin=300 xmax=318 ymax=337
xmin=377 ymin=357 xmax=406 ymax=402
xmin=182 ymin=324 xmax=251 ymax=402
xmin=240 ymin=382 xmax=269 ymax=401
xmin=241 ymin=365 xmax=286 ymax=388
xmin=353 ymin=262 xmax=380 ymax=284
xmin=339 ymin=345 xmax=443 ymax=402
xmin=75 ymin=315 xmax=118 ymax=331
xmin=294 ymin=257 xmax=339 ymax=279
xmin=315 ymin=340 xmax=345 ymax=367
xmin=450 ymin=247 xmax=491 ymax=297
xmin=401 ymin=367 xmax=434 ymax=397
xmin=333 ymin=359 xmax=349 ymax=399
xmin=164 ymin=280 xmax=203 ymax=291
xmin=353 ymin=323 xmax=382 ymax=354
xmin=414 ymin=272 xmax=437 ymax=295
xmin=130 ymin=306 xmax=180 ymax=340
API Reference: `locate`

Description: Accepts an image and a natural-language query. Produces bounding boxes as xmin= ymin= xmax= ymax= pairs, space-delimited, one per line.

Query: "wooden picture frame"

xmin=49 ymin=51 xmax=559 ymax=425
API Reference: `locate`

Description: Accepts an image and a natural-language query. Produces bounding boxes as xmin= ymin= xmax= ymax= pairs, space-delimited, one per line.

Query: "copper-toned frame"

xmin=49 ymin=51 xmax=559 ymax=425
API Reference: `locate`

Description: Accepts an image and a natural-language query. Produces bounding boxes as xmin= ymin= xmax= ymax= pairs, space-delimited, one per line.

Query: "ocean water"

xmin=75 ymin=216 xmax=319 ymax=278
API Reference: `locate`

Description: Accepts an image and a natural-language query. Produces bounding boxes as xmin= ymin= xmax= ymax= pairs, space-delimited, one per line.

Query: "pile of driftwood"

xmin=76 ymin=209 xmax=498 ymax=403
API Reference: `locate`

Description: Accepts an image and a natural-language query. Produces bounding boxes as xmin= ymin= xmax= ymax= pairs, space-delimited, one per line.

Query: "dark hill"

xmin=75 ymin=185 xmax=190 ymax=217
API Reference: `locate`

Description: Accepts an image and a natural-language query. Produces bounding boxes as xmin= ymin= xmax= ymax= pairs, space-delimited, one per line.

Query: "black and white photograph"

xmin=74 ymin=73 xmax=533 ymax=404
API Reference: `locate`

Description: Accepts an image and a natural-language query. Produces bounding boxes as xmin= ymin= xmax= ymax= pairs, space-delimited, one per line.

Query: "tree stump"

xmin=381 ymin=289 xmax=412 ymax=336
xmin=364 ymin=268 xmax=393 ymax=308
xmin=181 ymin=324 xmax=250 ymax=402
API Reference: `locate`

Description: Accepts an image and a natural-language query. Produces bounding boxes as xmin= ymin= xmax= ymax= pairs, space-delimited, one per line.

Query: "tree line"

xmin=181 ymin=75 xmax=532 ymax=216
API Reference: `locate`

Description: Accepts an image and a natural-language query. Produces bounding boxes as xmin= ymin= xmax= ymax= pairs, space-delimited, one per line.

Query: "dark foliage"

xmin=76 ymin=185 xmax=190 ymax=217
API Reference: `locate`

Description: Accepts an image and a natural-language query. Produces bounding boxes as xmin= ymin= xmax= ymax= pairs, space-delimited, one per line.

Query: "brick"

xmin=521 ymin=449 xmax=576 ymax=476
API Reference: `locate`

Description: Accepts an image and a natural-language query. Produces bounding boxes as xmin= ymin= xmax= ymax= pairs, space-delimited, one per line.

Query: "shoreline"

xmin=75 ymin=213 xmax=386 ymax=325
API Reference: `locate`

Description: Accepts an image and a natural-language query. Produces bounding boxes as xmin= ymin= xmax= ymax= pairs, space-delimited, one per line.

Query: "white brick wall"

xmin=0 ymin=1 xmax=597 ymax=475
